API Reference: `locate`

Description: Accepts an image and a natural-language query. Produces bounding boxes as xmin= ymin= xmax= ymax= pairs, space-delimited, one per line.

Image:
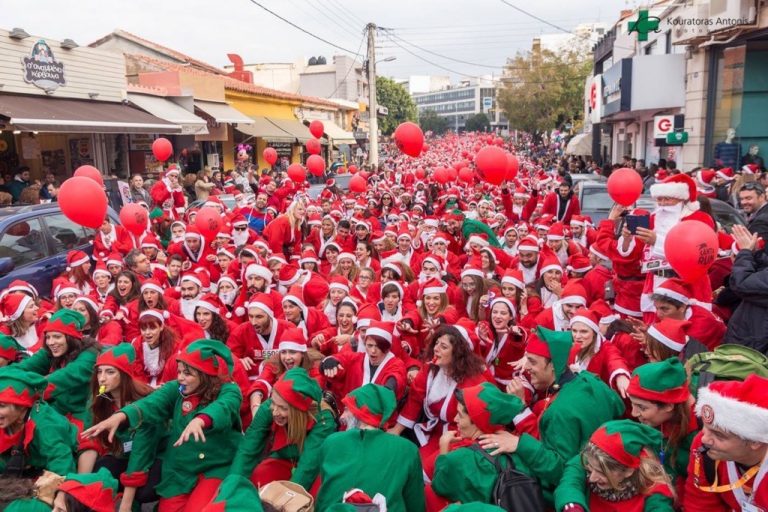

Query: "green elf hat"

xmin=43 ymin=309 xmax=86 ymax=339
xmin=201 ymin=474 xmax=264 ymax=512
xmin=462 ymin=382 xmax=524 ymax=434
xmin=57 ymin=468 xmax=119 ymax=512
xmin=149 ymin=207 xmax=165 ymax=220
xmin=443 ymin=503 xmax=505 ymax=512
xmin=627 ymin=358 xmax=690 ymax=404
xmin=96 ymin=343 xmax=138 ymax=378
xmin=177 ymin=339 xmax=234 ymax=377
xmin=0 ymin=368 xmax=47 ymax=407
xmin=589 ymin=419 xmax=663 ymax=469
xmin=0 ymin=333 xmax=23 ymax=361
xmin=525 ymin=326 xmax=573 ymax=381
xmin=342 ymin=383 xmax=396 ymax=428
xmin=273 ymin=367 xmax=322 ymax=412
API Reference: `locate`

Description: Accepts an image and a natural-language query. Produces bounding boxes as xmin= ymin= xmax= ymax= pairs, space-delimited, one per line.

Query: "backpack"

xmin=686 ymin=344 xmax=768 ymax=395
xmin=470 ymin=444 xmax=546 ymax=512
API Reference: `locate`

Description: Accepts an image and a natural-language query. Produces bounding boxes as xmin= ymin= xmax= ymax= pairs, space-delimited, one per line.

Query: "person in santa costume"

xmin=316 ymin=384 xmax=425 ymax=512
xmin=149 ymin=166 xmax=186 ymax=221
xmin=532 ymin=280 xmax=588 ymax=332
xmin=476 ymin=297 xmax=527 ymax=389
xmin=278 ymin=263 xmax=330 ymax=309
xmin=684 ymin=374 xmax=768 ymax=511
xmin=546 ymin=222 xmax=584 ymax=268
xmin=229 ymin=367 xmax=336 ymax=490
xmin=642 ymin=317 xmax=708 ymax=364
xmin=166 ymin=226 xmax=215 ymax=273
xmin=554 ymin=420 xmax=675 ymax=511
xmin=0 ymin=292 xmax=45 ymax=354
xmin=513 ymin=235 xmax=544 ymax=285
xmin=535 ymin=178 xmax=581 ymax=224
xmin=92 ymin=217 xmax=132 ymax=263
xmin=626 ymin=358 xmax=699 ymax=498
xmin=477 ymin=326 xmax=624 ymax=505
xmin=427 ymin=382 xmax=533 ymax=511
xmin=71 ymin=295 xmax=122 ymax=346
xmin=83 ymin=340 xmax=243 ymax=512
xmin=262 ymin=199 xmax=308 ymax=260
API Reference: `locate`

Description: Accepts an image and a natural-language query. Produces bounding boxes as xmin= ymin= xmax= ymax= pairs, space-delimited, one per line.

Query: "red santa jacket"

xmin=262 ymin=215 xmax=302 ymax=259
xmin=541 ymin=191 xmax=581 ymax=224
xmin=226 ymin=318 xmax=294 ymax=380
xmin=149 ymin=179 xmax=185 ymax=220
xmin=324 ymin=350 xmax=407 ymax=402
xmin=92 ymin=225 xmax=132 ymax=262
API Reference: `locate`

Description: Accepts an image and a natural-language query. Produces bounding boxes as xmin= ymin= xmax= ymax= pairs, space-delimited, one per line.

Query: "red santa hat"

xmin=647 ymin=318 xmax=691 ymax=352
xmin=278 ymin=264 xmax=304 ymax=287
xmin=420 ymin=278 xmax=448 ymax=298
xmin=501 ymin=268 xmax=525 ymax=290
xmin=566 ymin=254 xmax=592 ymax=274
xmin=0 ymin=293 xmax=33 ymax=322
xmin=589 ymin=239 xmax=611 ymax=262
xmin=180 ymin=271 xmax=210 ymax=292
xmin=569 ymin=307 xmax=601 ymax=335
xmin=591 ymin=299 xmax=619 ymax=325
xmin=650 ymin=173 xmax=697 ymax=202
xmin=216 ymin=244 xmax=237 ymax=261
xmin=0 ymin=280 xmax=39 ymax=301
xmin=106 ymin=253 xmax=124 ymax=268
xmin=328 ymin=275 xmax=350 ymax=293
xmin=245 ymin=263 xmax=272 ymax=282
xmin=195 ymin=293 xmax=226 ymax=317
xmin=278 ymin=327 xmax=308 ymax=353
xmin=716 ymin=167 xmax=735 ymax=181
xmin=558 ymin=281 xmax=588 ymax=307
xmin=695 ymin=374 xmax=768 ymax=443
xmin=697 ymin=169 xmax=716 ymax=186
xmin=546 ymin=222 xmax=566 ymax=241
xmin=742 ymin=163 xmax=759 ymax=175
xmin=246 ymin=292 xmax=274 ymax=317
xmin=366 ymin=320 xmax=394 ymax=347
xmin=66 ymin=250 xmax=90 ymax=272
xmin=164 ymin=166 xmax=181 ymax=178
xmin=517 ymin=235 xmax=540 ymax=253
xmin=654 ymin=278 xmax=690 ymax=305
xmin=282 ymin=286 xmax=308 ymax=319
xmin=430 ymin=232 xmax=451 ymax=246
xmin=92 ymin=262 xmax=111 ymax=279
xmin=569 ymin=215 xmax=585 ymax=227
xmin=538 ymin=252 xmax=562 ymax=276
xmin=356 ymin=303 xmax=382 ymax=329
xmin=140 ymin=234 xmax=161 ymax=251
xmin=461 ymin=260 xmax=485 ymax=280
xmin=139 ymin=308 xmax=169 ymax=325
xmin=513 ymin=186 xmax=528 ymax=198
xmin=299 ymin=249 xmax=319 ymax=266
xmin=421 ymin=254 xmax=446 ymax=275
xmin=140 ymin=279 xmax=164 ymax=296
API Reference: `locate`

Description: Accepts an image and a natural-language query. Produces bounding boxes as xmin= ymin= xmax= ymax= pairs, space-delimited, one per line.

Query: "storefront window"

xmin=707 ymin=45 xmax=745 ymax=166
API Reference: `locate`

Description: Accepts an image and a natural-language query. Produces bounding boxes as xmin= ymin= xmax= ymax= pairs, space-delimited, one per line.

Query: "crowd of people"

xmin=0 ymin=130 xmax=766 ymax=512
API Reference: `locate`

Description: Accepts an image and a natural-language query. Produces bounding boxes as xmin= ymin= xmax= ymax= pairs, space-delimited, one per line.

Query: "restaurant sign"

xmin=22 ymin=40 xmax=66 ymax=92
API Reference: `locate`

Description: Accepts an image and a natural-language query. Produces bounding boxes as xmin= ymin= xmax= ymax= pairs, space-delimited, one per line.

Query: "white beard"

xmin=232 ymin=230 xmax=249 ymax=247
xmin=171 ymin=235 xmax=185 ymax=244
xmin=180 ymin=297 xmax=198 ymax=320
xmin=219 ymin=290 xmax=237 ymax=306
xmin=652 ymin=204 xmax=684 ymax=258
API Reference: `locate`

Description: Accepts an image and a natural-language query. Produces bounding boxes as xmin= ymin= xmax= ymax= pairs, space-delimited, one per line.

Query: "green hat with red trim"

xmin=462 ymin=382 xmax=524 ymax=434
xmin=342 ymin=384 xmax=396 ymax=428
xmin=589 ymin=419 xmax=663 ymax=469
xmin=96 ymin=343 xmax=138 ymax=378
xmin=201 ymin=474 xmax=264 ymax=512
xmin=273 ymin=367 xmax=321 ymax=412
xmin=43 ymin=309 xmax=85 ymax=339
xmin=443 ymin=503 xmax=505 ymax=512
xmin=627 ymin=358 xmax=690 ymax=404
xmin=0 ymin=334 xmax=23 ymax=362
xmin=176 ymin=339 xmax=234 ymax=377
xmin=57 ymin=468 xmax=119 ymax=512
xmin=0 ymin=368 xmax=47 ymax=407
xmin=525 ymin=326 xmax=573 ymax=381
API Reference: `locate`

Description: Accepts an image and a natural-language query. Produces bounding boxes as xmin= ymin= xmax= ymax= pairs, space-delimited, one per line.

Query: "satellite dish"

xmin=308 ymin=57 xmax=318 ymax=66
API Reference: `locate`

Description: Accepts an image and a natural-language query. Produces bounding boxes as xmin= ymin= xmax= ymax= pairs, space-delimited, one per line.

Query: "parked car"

xmin=308 ymin=173 xmax=353 ymax=200
xmin=188 ymin=193 xmax=250 ymax=211
xmin=578 ymin=181 xmax=746 ymax=231
xmin=0 ymin=203 xmax=120 ymax=299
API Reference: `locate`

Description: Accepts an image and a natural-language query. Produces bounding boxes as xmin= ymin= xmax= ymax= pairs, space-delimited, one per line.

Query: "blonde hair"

xmin=277 ymin=393 xmax=333 ymax=453
xmin=582 ymin=442 xmax=674 ymax=496
xmin=286 ymin=200 xmax=306 ymax=230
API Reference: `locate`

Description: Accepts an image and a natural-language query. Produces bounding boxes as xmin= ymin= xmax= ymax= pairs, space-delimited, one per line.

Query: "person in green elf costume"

xmin=0 ymin=368 xmax=77 ymax=477
xmin=0 ymin=334 xmax=25 ymax=367
xmin=229 ymin=367 xmax=337 ymax=491
xmin=4 ymin=309 xmax=98 ymax=424
xmin=476 ymin=326 xmax=625 ymax=505
xmin=445 ymin=210 xmax=501 ymax=251
xmin=554 ymin=420 xmax=676 ymax=512
xmin=5 ymin=467 xmax=120 ymax=512
xmin=626 ymin=358 xmax=699 ymax=498
xmin=315 ymin=384 xmax=425 ymax=512
xmin=82 ymin=339 xmax=243 ymax=511
xmin=427 ymin=382 xmax=533 ymax=511
xmin=200 ymin=474 xmax=264 ymax=512
xmin=77 ymin=343 xmax=165 ymax=512
xmin=443 ymin=504 xmax=505 ymax=512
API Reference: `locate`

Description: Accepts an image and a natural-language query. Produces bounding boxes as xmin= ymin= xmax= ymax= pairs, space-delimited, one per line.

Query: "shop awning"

xmin=267 ymin=117 xmax=313 ymax=142
xmin=236 ymin=116 xmax=296 ymax=143
xmin=565 ymin=133 xmax=593 ymax=156
xmin=128 ymin=93 xmax=208 ymax=135
xmin=0 ymin=94 xmax=181 ymax=134
xmin=313 ymin=120 xmax=356 ymax=145
xmin=194 ymin=100 xmax=253 ymax=125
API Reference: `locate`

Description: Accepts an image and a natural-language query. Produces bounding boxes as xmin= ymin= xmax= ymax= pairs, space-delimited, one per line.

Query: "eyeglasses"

xmin=741 ymin=182 xmax=765 ymax=194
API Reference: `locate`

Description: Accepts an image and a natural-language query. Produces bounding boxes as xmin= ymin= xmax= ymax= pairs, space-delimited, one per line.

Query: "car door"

xmin=39 ymin=212 xmax=98 ymax=292
xmin=0 ymin=216 xmax=57 ymax=296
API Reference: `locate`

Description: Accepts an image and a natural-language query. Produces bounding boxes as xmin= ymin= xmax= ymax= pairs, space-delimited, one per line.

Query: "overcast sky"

xmin=2 ymin=0 xmax=632 ymax=82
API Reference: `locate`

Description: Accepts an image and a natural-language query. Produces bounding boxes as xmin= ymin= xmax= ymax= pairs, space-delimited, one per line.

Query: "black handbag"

xmin=470 ymin=444 xmax=546 ymax=511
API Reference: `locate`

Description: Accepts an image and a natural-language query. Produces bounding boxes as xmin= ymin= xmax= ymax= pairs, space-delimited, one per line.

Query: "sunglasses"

xmin=234 ymin=227 xmax=247 ymax=231
xmin=741 ymin=182 xmax=765 ymax=194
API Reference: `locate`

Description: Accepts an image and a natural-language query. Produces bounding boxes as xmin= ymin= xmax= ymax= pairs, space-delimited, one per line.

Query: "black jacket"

xmin=724 ymin=249 xmax=768 ymax=354
xmin=747 ymin=202 xmax=768 ymax=243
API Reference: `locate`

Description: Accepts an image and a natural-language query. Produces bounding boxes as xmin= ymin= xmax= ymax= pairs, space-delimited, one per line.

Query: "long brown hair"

xmin=273 ymin=390 xmax=320 ymax=453
xmin=89 ymin=368 xmax=152 ymax=454
xmin=180 ymin=362 xmax=223 ymax=408
xmin=654 ymin=400 xmax=691 ymax=466
xmin=138 ymin=317 xmax=178 ymax=366
xmin=44 ymin=334 xmax=99 ymax=369
xmin=108 ymin=271 xmax=140 ymax=305
xmin=426 ymin=325 xmax=485 ymax=382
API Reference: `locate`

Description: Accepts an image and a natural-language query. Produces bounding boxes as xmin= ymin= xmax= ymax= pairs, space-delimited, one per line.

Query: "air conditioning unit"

xmin=708 ymin=0 xmax=757 ymax=32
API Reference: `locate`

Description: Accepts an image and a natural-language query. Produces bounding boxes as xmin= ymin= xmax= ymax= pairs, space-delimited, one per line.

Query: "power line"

xmin=325 ymin=32 xmax=366 ymax=99
xmin=497 ymin=0 xmax=579 ymax=35
xmin=384 ymin=31 xmax=506 ymax=69
xmin=325 ymin=0 xmax=368 ymax=31
xmin=303 ymin=0 xmax=363 ymax=43
xmin=246 ymin=0 xmax=359 ymax=55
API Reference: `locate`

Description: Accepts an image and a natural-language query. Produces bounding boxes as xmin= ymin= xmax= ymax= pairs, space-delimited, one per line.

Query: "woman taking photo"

xmin=83 ymin=340 xmax=243 ymax=511
xmin=477 ymin=297 xmax=527 ymax=389
xmin=554 ymin=420 xmax=675 ymax=512
xmin=230 ymin=367 xmax=337 ymax=489
xmin=77 ymin=344 xmax=161 ymax=511
xmin=390 ymin=324 xmax=489 ymax=479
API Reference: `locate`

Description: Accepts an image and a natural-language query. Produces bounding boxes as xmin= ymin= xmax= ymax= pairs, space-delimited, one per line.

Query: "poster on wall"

xmin=69 ymin=138 xmax=93 ymax=169
xmin=130 ymin=134 xmax=156 ymax=151
xmin=41 ymin=149 xmax=66 ymax=177
xmin=21 ymin=137 xmax=41 ymax=160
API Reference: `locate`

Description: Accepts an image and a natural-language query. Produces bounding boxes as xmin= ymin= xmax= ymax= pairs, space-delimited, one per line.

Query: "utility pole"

xmin=366 ymin=22 xmax=379 ymax=168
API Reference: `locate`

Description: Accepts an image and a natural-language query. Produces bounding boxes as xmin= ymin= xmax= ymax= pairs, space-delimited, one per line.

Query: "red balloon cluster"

xmin=664 ymin=221 xmax=718 ymax=283
xmin=59 ymin=177 xmax=107 ymax=229
xmin=394 ymin=122 xmax=424 ymax=158
xmin=607 ymin=168 xmax=644 ymax=206
xmin=195 ymin=207 xmax=223 ymax=239
xmin=263 ymin=147 xmax=278 ymax=166
xmin=73 ymin=165 xmax=104 ymax=187
xmin=433 ymin=168 xmax=449 ymax=184
xmin=152 ymin=138 xmax=173 ymax=162
xmin=348 ymin=165 xmax=358 ymax=175
xmin=305 ymin=138 xmax=321 ymax=156
xmin=119 ymin=203 xmax=148 ymax=236
xmin=475 ymin=146 xmax=508 ymax=186
xmin=287 ymin=164 xmax=306 ymax=183
xmin=306 ymin=155 xmax=325 ymax=177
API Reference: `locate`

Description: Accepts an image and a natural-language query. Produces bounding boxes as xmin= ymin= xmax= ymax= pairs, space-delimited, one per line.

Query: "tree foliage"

xmin=418 ymin=109 xmax=449 ymax=135
xmin=376 ymin=76 xmax=418 ymax=135
xmin=465 ymin=113 xmax=491 ymax=132
xmin=498 ymin=49 xmax=591 ymax=133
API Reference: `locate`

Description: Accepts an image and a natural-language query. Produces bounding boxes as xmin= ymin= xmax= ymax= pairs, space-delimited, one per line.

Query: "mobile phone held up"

xmin=626 ymin=214 xmax=650 ymax=235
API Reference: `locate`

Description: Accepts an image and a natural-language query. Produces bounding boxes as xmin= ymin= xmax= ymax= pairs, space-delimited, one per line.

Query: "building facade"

xmin=412 ymin=78 xmax=508 ymax=132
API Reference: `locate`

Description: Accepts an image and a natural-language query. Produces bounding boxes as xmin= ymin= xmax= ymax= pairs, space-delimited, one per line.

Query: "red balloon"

xmin=306 ymin=155 xmax=325 ymax=177
xmin=607 ymin=168 xmax=644 ymax=206
xmin=445 ymin=167 xmax=458 ymax=182
xmin=349 ymin=175 xmax=367 ymax=193
xmin=434 ymin=168 xmax=449 ymax=184
xmin=309 ymin=120 xmax=325 ymax=139
xmin=263 ymin=147 xmax=278 ymax=166
xmin=73 ymin=165 xmax=104 ymax=187
xmin=415 ymin=167 xmax=426 ymax=180
xmin=305 ymin=138 xmax=321 ymax=156
xmin=152 ymin=137 xmax=173 ymax=162
xmin=505 ymin=154 xmax=519 ymax=181
xmin=59 ymin=177 xmax=107 ymax=229
xmin=475 ymin=146 xmax=508 ymax=186
xmin=119 ymin=203 xmax=148 ymax=236
xmin=459 ymin=167 xmax=474 ymax=183
xmin=195 ymin=207 xmax=223 ymax=240
xmin=422 ymin=143 xmax=429 ymax=153
xmin=394 ymin=122 xmax=424 ymax=157
xmin=287 ymin=164 xmax=306 ymax=183
xmin=664 ymin=221 xmax=719 ymax=283
xmin=348 ymin=165 xmax=358 ymax=174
